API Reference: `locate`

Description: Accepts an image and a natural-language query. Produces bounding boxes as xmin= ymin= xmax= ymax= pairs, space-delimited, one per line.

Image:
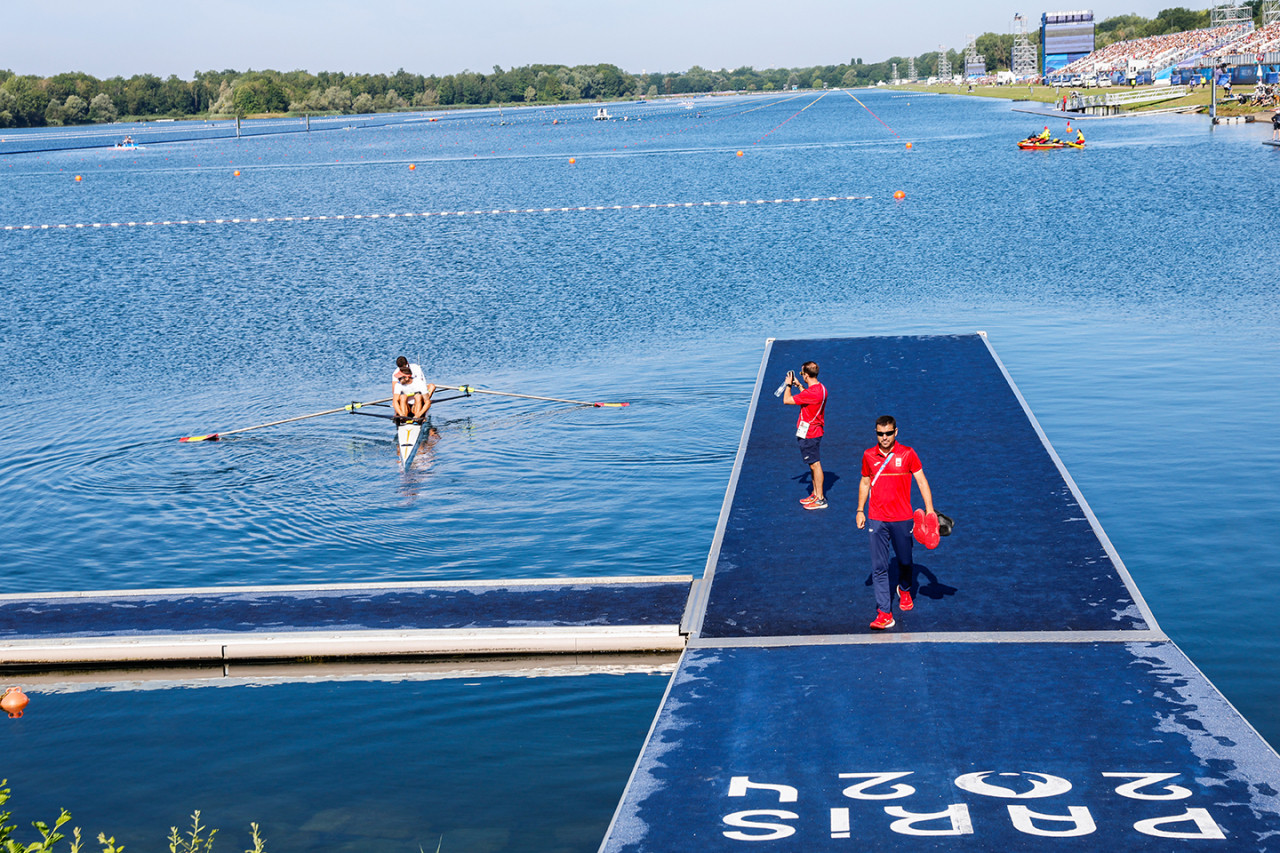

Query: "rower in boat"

xmin=392 ymin=356 xmax=435 ymax=425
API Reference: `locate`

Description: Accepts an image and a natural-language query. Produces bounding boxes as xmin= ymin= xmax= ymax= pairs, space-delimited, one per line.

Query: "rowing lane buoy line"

xmin=3 ymin=195 xmax=873 ymax=233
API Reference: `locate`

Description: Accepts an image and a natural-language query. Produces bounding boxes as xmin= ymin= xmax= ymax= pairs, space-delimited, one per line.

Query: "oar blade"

xmin=179 ymin=434 xmax=220 ymax=442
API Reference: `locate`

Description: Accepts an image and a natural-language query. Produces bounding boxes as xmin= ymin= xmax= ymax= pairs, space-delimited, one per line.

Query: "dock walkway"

xmin=0 ymin=577 xmax=691 ymax=665
xmin=601 ymin=334 xmax=1280 ymax=850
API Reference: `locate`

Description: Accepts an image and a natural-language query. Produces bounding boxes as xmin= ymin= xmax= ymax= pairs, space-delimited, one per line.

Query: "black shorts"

xmin=798 ymin=436 xmax=821 ymax=465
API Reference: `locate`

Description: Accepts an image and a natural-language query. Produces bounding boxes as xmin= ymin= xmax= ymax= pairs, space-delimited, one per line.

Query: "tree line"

xmin=0 ymin=7 xmax=1253 ymax=129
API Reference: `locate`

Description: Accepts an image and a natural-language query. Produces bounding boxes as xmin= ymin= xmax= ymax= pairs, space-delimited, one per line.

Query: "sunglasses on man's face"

xmin=876 ymin=430 xmax=896 ymax=437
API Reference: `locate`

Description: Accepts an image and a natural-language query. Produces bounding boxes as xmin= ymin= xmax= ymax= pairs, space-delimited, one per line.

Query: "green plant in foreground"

xmin=1 ymin=780 xmax=264 ymax=853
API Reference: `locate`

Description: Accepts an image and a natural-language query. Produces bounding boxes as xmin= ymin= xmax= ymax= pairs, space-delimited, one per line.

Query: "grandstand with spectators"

xmin=1046 ymin=21 xmax=1277 ymax=86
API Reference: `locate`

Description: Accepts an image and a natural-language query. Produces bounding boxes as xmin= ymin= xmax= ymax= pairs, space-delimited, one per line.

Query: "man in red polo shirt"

xmin=856 ymin=415 xmax=936 ymax=629
xmin=783 ymin=361 xmax=827 ymax=510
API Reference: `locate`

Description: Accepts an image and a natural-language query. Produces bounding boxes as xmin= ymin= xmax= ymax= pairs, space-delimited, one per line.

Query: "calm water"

xmin=2 ymin=91 xmax=1279 ymax=850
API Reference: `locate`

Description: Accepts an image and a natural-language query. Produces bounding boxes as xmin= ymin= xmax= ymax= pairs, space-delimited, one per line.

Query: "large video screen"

xmin=1042 ymin=12 xmax=1095 ymax=55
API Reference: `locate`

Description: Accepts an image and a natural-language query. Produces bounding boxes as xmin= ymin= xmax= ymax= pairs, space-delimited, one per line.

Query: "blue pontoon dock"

xmin=0 ymin=577 xmax=691 ymax=665
xmin=600 ymin=334 xmax=1280 ymax=850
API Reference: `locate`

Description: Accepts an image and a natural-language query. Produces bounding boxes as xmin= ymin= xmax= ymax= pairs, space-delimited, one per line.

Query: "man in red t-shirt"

xmin=856 ymin=415 xmax=936 ymax=629
xmin=782 ymin=361 xmax=827 ymax=510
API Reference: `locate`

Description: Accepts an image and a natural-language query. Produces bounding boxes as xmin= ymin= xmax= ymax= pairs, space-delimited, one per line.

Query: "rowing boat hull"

xmin=1018 ymin=141 xmax=1065 ymax=150
xmin=397 ymin=422 xmax=424 ymax=471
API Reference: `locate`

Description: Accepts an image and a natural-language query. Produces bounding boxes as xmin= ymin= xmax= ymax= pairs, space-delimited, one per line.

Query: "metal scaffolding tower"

xmin=891 ymin=63 xmax=900 ymax=85
xmin=1264 ymin=0 xmax=1280 ymax=26
xmin=908 ymin=56 xmax=916 ymax=81
xmin=1012 ymin=14 xmax=1039 ymax=79
xmin=1210 ymin=3 xmax=1251 ymax=27
xmin=937 ymin=45 xmax=951 ymax=80
xmin=964 ymin=34 xmax=986 ymax=76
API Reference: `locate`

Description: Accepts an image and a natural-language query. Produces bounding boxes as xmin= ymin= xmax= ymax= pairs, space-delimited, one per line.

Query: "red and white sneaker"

xmin=803 ymin=498 xmax=828 ymax=510
xmin=800 ymin=494 xmax=818 ymax=506
xmin=869 ymin=610 xmax=895 ymax=630
xmin=898 ymin=586 xmax=914 ymax=611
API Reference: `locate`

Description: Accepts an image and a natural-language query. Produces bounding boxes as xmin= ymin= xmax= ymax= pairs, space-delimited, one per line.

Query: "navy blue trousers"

xmin=868 ymin=518 xmax=914 ymax=614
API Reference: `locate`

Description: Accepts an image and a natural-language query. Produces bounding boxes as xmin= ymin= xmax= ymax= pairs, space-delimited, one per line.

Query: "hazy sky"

xmin=14 ymin=0 xmax=1187 ymax=78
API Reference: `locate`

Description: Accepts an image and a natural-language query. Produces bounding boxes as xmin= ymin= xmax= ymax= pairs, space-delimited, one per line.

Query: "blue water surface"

xmin=2 ymin=91 xmax=1279 ymax=850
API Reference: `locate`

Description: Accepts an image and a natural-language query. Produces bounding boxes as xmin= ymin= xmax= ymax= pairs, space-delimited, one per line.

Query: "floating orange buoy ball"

xmin=233 ymin=170 xmax=240 ymax=176
xmin=2 ymin=686 xmax=28 ymax=718
xmin=569 ymin=157 xmax=576 ymax=164
xmin=409 ymin=164 xmax=416 ymax=170
xmin=893 ymin=190 xmax=906 ymax=200
xmin=905 ymin=142 xmax=913 ymax=149
xmin=74 ymin=175 xmax=82 ymax=182
xmin=736 ymin=150 xmax=743 ymax=157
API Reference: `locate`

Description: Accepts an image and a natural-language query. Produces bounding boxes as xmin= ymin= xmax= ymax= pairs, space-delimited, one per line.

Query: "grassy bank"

xmin=893 ymin=82 xmax=1277 ymax=117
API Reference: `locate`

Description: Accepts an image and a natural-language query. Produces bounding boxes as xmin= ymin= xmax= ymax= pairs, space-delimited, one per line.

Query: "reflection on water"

xmin=5 ymin=662 xmax=675 ymax=853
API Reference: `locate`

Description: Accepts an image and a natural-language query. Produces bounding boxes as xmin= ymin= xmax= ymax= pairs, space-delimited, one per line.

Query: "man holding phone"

xmin=782 ymin=361 xmax=827 ymax=510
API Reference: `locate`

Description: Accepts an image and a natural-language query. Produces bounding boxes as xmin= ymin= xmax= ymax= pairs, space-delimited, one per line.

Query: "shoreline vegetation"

xmin=1 ymin=780 xmax=266 ymax=853
xmin=4 ymin=7 xmax=1276 ymax=129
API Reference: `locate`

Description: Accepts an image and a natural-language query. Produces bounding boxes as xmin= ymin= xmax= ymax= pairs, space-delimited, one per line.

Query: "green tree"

xmin=0 ymin=88 xmax=16 ymax=127
xmin=1148 ymin=6 xmax=1207 ymax=35
xmin=323 ymin=86 xmax=353 ymax=112
xmin=63 ymin=94 xmax=88 ymax=123
xmin=1 ymin=75 xmax=50 ymax=126
xmin=89 ymin=92 xmax=117 ymax=122
xmin=352 ymin=91 xmax=375 ymax=113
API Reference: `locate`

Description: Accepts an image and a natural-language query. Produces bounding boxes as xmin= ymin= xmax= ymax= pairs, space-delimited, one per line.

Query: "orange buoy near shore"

xmin=905 ymin=142 xmax=913 ymax=149
xmin=2 ymin=686 xmax=28 ymax=718
xmin=893 ymin=190 xmax=906 ymax=200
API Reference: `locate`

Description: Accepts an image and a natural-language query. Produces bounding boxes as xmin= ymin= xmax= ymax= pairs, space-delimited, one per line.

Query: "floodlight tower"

xmin=1012 ymin=14 xmax=1039 ymax=79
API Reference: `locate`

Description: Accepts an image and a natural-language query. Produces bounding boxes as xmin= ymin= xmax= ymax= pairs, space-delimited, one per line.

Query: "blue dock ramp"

xmin=602 ymin=334 xmax=1280 ymax=850
xmin=0 ymin=576 xmax=691 ymax=665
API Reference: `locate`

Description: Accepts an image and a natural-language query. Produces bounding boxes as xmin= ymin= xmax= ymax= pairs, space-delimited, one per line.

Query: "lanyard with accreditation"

xmin=794 ymin=384 xmax=827 ymax=439
xmin=870 ymin=451 xmax=895 ymax=487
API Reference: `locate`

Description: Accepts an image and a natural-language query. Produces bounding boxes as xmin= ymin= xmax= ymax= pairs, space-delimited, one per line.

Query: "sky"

xmin=12 ymin=0 xmax=1193 ymax=79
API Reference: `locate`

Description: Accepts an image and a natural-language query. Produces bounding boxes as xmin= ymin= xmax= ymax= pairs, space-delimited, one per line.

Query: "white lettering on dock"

xmin=720 ymin=771 xmax=1226 ymax=842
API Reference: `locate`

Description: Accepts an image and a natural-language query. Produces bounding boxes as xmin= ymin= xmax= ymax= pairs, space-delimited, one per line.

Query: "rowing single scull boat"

xmin=397 ymin=419 xmax=428 ymax=472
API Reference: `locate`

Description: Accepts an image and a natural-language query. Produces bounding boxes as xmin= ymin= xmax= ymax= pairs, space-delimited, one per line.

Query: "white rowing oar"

xmin=437 ymin=385 xmax=629 ymax=407
xmin=179 ymin=398 xmax=393 ymax=442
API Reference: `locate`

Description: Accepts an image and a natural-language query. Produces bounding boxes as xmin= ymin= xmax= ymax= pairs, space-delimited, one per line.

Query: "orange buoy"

xmin=409 ymin=164 xmax=416 ymax=170
xmin=74 ymin=175 xmax=82 ymax=182
xmin=736 ymin=150 xmax=744 ymax=157
xmin=233 ymin=170 xmax=240 ymax=176
xmin=569 ymin=157 xmax=576 ymax=164
xmin=905 ymin=142 xmax=913 ymax=149
xmin=893 ymin=190 xmax=906 ymax=200
xmin=2 ymin=687 xmax=28 ymax=718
